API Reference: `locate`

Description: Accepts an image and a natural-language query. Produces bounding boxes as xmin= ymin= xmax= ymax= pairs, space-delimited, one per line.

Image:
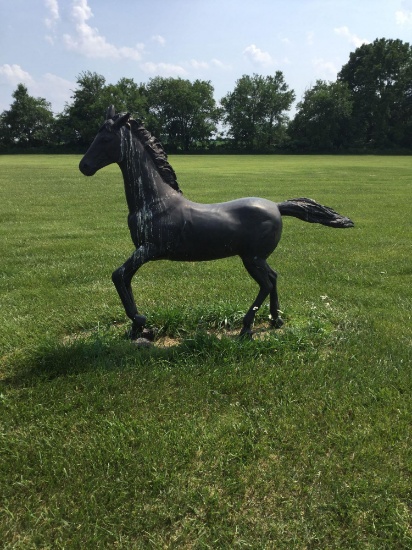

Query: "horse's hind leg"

xmin=267 ymin=266 xmax=284 ymax=329
xmin=240 ymin=257 xmax=273 ymax=337
xmin=111 ymin=246 xmax=151 ymax=339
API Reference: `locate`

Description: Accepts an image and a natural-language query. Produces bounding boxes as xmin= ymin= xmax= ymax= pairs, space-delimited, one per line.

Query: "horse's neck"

xmin=118 ymin=133 xmax=170 ymax=213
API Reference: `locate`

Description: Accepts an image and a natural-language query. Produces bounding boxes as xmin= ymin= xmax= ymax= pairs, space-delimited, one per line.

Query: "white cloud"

xmin=395 ymin=10 xmax=412 ymax=25
xmin=211 ymin=58 xmax=231 ymax=70
xmin=38 ymin=73 xmax=74 ymax=111
xmin=313 ymin=58 xmax=339 ymax=80
xmin=190 ymin=59 xmax=209 ymax=70
xmin=0 ymin=65 xmax=74 ymax=113
xmin=151 ymin=34 xmax=166 ymax=46
xmin=63 ymin=0 xmax=144 ymax=60
xmin=0 ymin=64 xmax=34 ymax=86
xmin=211 ymin=58 xmax=224 ymax=68
xmin=334 ymin=26 xmax=369 ymax=48
xmin=243 ymin=44 xmax=274 ymax=68
xmin=140 ymin=62 xmax=187 ymax=77
xmin=44 ymin=0 xmax=59 ymax=28
xmin=396 ymin=0 xmax=412 ymax=23
xmin=186 ymin=58 xmax=231 ymax=72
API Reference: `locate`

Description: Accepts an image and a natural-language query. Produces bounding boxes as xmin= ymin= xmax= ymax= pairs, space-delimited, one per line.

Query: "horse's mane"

xmin=128 ymin=117 xmax=182 ymax=194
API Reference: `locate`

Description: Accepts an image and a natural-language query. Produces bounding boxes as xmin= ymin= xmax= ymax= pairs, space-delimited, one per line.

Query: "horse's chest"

xmin=127 ymin=206 xmax=176 ymax=248
xmin=128 ymin=208 xmax=153 ymax=242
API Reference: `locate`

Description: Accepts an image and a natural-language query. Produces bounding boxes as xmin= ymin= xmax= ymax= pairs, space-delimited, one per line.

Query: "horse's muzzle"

xmin=79 ymin=159 xmax=97 ymax=176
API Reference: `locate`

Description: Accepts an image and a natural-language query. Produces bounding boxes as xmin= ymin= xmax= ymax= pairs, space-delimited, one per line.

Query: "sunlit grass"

xmin=1 ymin=154 xmax=411 ymax=547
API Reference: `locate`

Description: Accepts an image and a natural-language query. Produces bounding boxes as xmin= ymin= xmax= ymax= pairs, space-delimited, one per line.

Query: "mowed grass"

xmin=0 ymin=154 xmax=411 ymax=548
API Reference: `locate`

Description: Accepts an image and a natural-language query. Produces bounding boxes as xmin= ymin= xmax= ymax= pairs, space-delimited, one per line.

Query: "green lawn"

xmin=1 ymin=154 xmax=411 ymax=548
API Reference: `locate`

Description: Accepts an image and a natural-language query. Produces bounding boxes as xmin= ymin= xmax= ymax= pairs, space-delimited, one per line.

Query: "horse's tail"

xmin=277 ymin=197 xmax=354 ymax=228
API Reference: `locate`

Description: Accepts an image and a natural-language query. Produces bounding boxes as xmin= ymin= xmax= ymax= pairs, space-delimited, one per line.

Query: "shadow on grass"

xmin=2 ymin=313 xmax=336 ymax=391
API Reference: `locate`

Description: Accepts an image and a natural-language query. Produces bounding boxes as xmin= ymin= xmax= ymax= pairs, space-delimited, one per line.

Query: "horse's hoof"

xmin=142 ymin=327 xmax=157 ymax=342
xmin=129 ymin=314 xmax=147 ymax=340
xmin=270 ymin=317 xmax=284 ymax=329
xmin=132 ymin=337 xmax=153 ymax=348
xmin=133 ymin=314 xmax=147 ymax=327
xmin=129 ymin=326 xmax=141 ymax=340
xmin=239 ymin=328 xmax=253 ymax=339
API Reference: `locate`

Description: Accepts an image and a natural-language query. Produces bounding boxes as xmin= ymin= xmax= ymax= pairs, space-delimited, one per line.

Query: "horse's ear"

xmin=113 ymin=112 xmax=131 ymax=130
xmin=106 ymin=105 xmax=116 ymax=120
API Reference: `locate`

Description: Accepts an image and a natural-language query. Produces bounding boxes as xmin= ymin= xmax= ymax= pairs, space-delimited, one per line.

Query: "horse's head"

xmin=79 ymin=106 xmax=131 ymax=176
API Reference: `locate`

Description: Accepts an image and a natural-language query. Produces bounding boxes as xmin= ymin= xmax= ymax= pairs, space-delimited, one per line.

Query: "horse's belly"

xmin=167 ymin=219 xmax=238 ymax=260
xmin=169 ymin=237 xmax=239 ymax=261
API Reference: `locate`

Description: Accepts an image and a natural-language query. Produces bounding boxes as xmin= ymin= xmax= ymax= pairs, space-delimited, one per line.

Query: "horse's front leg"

xmin=112 ymin=245 xmax=154 ymax=339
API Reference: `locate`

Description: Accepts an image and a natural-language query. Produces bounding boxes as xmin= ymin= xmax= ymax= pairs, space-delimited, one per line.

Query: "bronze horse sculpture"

xmin=79 ymin=106 xmax=354 ymax=339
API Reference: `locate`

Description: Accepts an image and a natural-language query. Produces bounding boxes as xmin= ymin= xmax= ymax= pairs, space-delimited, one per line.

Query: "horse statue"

xmin=79 ymin=106 xmax=354 ymax=339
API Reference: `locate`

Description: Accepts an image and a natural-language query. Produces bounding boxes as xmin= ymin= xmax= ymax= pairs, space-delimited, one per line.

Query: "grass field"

xmin=1 ymin=154 xmax=411 ymax=548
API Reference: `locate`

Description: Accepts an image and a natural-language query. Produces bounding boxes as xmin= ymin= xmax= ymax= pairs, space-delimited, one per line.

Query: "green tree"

xmin=145 ymin=77 xmax=221 ymax=151
xmin=105 ymin=77 xmax=148 ymax=119
xmin=0 ymin=84 xmax=54 ymax=148
xmin=289 ymin=80 xmax=353 ymax=151
xmin=62 ymin=71 xmax=108 ymax=147
xmin=221 ymin=72 xmax=295 ymax=150
xmin=61 ymin=73 xmax=148 ymax=147
xmin=338 ymin=38 xmax=412 ymax=149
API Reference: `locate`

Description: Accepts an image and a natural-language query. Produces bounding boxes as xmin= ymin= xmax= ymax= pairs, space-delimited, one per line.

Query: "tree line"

xmin=1 ymin=38 xmax=411 ymax=153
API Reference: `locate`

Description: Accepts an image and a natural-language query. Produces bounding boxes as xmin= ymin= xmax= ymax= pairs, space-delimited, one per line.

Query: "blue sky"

xmin=1 ymin=0 xmax=412 ymax=115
